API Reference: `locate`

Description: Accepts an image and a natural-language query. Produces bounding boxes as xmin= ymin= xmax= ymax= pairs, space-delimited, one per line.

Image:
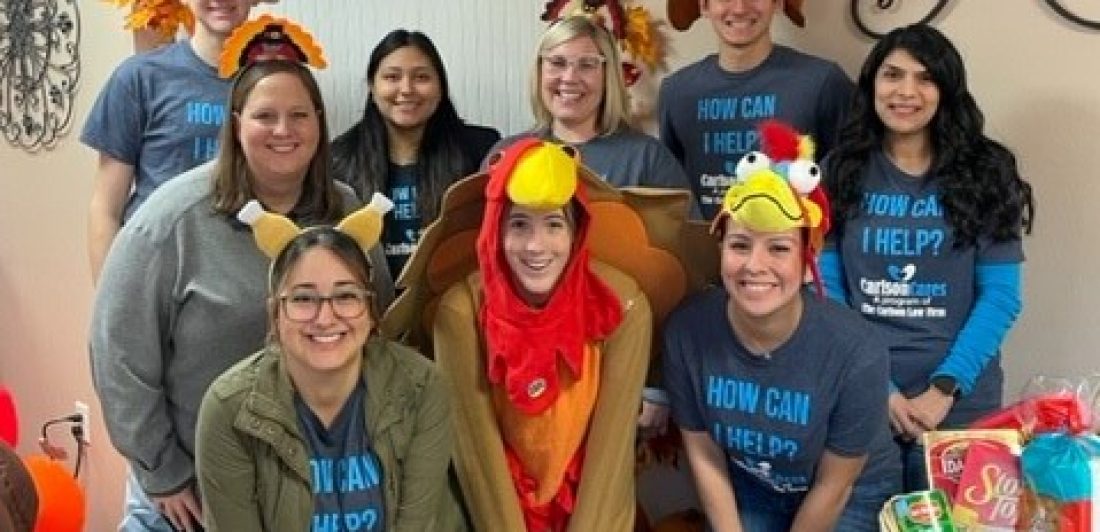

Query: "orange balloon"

xmin=0 ymin=441 xmax=37 ymax=532
xmin=22 ymin=455 xmax=85 ymax=532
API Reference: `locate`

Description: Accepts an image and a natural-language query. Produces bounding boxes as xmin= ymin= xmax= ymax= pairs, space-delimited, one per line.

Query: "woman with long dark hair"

xmin=332 ymin=30 xmax=500 ymax=276
xmin=822 ymin=24 xmax=1035 ymax=491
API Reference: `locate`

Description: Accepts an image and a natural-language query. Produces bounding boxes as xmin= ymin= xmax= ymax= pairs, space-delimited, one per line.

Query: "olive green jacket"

xmin=196 ymin=337 xmax=453 ymax=531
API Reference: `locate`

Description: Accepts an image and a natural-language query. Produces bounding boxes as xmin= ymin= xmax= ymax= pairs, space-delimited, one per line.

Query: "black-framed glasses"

xmin=279 ymin=288 xmax=372 ymax=323
xmin=540 ymin=54 xmax=606 ymax=75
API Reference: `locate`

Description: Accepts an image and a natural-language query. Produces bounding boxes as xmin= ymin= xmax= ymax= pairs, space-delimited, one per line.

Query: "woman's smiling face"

xmin=502 ymin=204 xmax=575 ymax=307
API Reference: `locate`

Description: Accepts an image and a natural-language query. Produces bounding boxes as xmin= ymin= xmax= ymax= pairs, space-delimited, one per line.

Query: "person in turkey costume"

xmin=383 ymin=136 xmax=714 ymax=530
xmin=443 ymin=138 xmax=650 ymax=531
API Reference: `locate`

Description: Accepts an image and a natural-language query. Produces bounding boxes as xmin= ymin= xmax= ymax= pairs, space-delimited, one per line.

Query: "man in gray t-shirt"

xmin=658 ymin=0 xmax=853 ymax=220
xmin=81 ymin=1 xmax=253 ymax=283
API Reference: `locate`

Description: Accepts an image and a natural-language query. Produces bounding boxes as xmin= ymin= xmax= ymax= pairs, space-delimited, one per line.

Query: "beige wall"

xmin=1 ymin=0 xmax=1096 ymax=527
xmin=0 ymin=3 xmax=130 ymax=530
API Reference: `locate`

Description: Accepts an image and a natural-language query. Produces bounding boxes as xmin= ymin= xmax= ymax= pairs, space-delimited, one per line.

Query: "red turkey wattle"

xmin=622 ymin=62 xmax=640 ymax=86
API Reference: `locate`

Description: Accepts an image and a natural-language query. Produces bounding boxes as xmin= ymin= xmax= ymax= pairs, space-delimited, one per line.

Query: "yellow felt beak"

xmin=505 ymin=144 xmax=578 ymax=209
xmin=711 ymin=169 xmax=822 ymax=235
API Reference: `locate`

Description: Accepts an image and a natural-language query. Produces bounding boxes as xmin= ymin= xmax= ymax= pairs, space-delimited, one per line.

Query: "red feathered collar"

xmin=476 ymin=139 xmax=624 ymax=415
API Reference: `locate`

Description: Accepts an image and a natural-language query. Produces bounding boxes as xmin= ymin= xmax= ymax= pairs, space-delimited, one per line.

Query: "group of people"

xmin=82 ymin=0 xmax=1034 ymax=530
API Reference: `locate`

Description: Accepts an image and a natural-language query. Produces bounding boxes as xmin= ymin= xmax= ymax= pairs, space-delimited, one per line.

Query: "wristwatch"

xmin=931 ymin=376 xmax=961 ymax=398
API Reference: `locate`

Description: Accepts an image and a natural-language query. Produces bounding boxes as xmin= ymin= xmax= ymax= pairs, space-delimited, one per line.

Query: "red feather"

xmin=622 ymin=61 xmax=640 ymax=86
xmin=604 ymin=0 xmax=627 ymax=39
xmin=759 ymin=119 xmax=801 ymax=162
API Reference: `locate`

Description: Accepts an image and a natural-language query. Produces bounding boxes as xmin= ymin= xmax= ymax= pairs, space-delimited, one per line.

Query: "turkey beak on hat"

xmin=709 ymin=151 xmax=823 ymax=237
xmin=709 ymin=149 xmax=830 ymax=294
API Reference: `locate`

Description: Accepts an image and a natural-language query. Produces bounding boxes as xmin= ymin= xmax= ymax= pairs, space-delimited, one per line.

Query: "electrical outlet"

xmin=74 ymin=401 xmax=91 ymax=445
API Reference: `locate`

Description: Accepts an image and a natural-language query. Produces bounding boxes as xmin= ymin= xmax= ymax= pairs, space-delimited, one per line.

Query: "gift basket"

xmin=881 ymin=375 xmax=1100 ymax=531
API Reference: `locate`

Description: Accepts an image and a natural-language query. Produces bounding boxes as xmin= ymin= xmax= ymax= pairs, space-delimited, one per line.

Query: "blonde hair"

xmin=529 ymin=15 xmax=631 ymax=136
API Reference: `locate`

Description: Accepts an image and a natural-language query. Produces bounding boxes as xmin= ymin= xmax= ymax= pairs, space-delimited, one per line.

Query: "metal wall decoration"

xmin=0 ymin=0 xmax=82 ymax=152
xmin=852 ymin=0 xmax=1100 ymax=39
xmin=850 ymin=0 xmax=951 ymax=39
xmin=1045 ymin=0 xmax=1100 ymax=31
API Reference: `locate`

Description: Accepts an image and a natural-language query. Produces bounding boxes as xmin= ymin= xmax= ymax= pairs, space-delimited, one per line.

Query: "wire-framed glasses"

xmin=279 ymin=288 xmax=372 ymax=322
xmin=540 ymin=54 xmax=606 ymax=75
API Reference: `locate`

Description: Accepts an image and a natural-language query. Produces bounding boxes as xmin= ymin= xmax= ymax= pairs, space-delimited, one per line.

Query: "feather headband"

xmin=218 ymin=14 xmax=327 ymax=78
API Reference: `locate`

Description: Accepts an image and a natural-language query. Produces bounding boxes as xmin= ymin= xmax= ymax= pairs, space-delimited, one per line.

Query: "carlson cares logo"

xmin=859 ymin=263 xmax=948 ymax=298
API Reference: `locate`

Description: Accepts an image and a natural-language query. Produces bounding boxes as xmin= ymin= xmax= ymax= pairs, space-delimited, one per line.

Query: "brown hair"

xmin=212 ymin=60 xmax=343 ymax=224
xmin=266 ymin=227 xmax=378 ymax=342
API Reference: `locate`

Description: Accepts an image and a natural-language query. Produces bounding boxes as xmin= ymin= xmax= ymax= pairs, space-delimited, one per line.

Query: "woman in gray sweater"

xmin=89 ymin=58 xmax=392 ymax=531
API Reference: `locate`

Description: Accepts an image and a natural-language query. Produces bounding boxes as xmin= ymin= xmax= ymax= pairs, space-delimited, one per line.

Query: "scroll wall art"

xmin=851 ymin=0 xmax=1100 ymax=39
xmin=0 ymin=0 xmax=81 ymax=152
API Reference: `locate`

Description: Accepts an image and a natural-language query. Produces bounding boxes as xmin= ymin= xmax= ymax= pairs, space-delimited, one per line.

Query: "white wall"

xmin=255 ymin=1 xmax=548 ymax=138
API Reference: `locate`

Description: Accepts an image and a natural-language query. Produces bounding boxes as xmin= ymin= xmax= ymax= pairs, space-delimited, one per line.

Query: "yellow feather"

xmin=798 ymin=135 xmax=816 ymax=160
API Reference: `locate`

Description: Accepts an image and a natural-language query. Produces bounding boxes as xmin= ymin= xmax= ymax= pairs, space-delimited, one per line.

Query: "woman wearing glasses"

xmin=196 ymin=210 xmax=451 ymax=531
xmin=494 ymin=16 xmax=696 ymax=216
xmin=90 ymin=47 xmax=395 ymax=530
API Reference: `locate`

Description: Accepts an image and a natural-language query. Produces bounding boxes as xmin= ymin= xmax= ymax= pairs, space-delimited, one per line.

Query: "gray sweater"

xmin=90 ymin=163 xmax=392 ymax=495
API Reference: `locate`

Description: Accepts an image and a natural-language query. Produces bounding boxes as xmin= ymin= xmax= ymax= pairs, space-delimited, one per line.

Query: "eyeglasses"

xmin=279 ymin=288 xmax=372 ymax=323
xmin=540 ymin=54 xmax=606 ymax=75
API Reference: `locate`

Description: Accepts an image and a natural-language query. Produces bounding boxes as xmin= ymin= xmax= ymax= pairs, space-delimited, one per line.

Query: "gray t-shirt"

xmin=658 ymin=46 xmax=853 ymax=219
xmin=829 ymin=150 xmax=1024 ymax=424
xmin=296 ymin=383 xmax=387 ymax=532
xmin=663 ymin=287 xmax=898 ymax=500
xmin=80 ymin=41 xmax=230 ymax=221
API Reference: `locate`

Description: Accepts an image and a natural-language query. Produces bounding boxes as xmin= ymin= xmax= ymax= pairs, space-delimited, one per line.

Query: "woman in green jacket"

xmin=195 ymin=198 xmax=452 ymax=531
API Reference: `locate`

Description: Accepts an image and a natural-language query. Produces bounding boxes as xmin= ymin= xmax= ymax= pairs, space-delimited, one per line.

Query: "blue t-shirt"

xmin=80 ymin=41 xmax=230 ymax=221
xmin=658 ymin=46 xmax=853 ymax=219
xmin=663 ymin=287 xmax=897 ymax=504
xmin=383 ymin=163 xmax=421 ymax=277
xmin=296 ymin=383 xmax=386 ymax=532
xmin=829 ymin=150 xmax=1024 ymax=424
